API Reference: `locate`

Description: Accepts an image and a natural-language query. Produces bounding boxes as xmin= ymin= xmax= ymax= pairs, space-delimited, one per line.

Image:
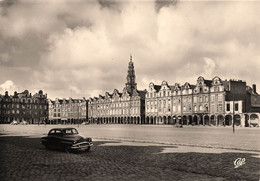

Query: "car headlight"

xmin=86 ymin=138 xmax=92 ymax=142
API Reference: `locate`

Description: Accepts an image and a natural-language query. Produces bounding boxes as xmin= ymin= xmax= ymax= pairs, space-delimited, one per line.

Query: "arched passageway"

xmin=182 ymin=116 xmax=187 ymax=125
xmin=217 ymin=115 xmax=224 ymax=126
xmin=234 ymin=114 xmax=241 ymax=126
xmin=210 ymin=115 xmax=215 ymax=125
xmin=204 ymin=115 xmax=209 ymax=125
xmin=225 ymin=115 xmax=232 ymax=126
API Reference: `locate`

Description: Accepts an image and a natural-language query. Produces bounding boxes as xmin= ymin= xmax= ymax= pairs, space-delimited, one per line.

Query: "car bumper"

xmin=70 ymin=141 xmax=93 ymax=150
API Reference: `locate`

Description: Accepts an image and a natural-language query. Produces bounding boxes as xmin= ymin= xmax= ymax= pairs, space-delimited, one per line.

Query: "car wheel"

xmin=85 ymin=146 xmax=91 ymax=152
xmin=65 ymin=146 xmax=71 ymax=153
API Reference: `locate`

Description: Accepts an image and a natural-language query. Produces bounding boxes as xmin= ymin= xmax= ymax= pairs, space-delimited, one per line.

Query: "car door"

xmin=46 ymin=129 xmax=57 ymax=148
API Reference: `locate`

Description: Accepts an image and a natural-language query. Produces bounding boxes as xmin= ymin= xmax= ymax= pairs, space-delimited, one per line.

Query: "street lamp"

xmin=232 ymin=93 xmax=235 ymax=134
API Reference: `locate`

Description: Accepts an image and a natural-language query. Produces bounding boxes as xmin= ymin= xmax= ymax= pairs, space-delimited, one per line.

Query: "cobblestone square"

xmin=0 ymin=125 xmax=259 ymax=181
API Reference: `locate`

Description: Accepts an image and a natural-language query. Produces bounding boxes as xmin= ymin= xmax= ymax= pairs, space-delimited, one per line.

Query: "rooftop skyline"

xmin=0 ymin=0 xmax=259 ymax=99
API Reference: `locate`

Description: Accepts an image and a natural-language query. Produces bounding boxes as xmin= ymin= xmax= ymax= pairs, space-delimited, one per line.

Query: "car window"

xmin=63 ymin=129 xmax=78 ymax=135
xmin=64 ymin=129 xmax=72 ymax=134
xmin=72 ymin=129 xmax=78 ymax=134
xmin=49 ymin=129 xmax=56 ymax=135
xmin=49 ymin=129 xmax=62 ymax=136
xmin=56 ymin=130 xmax=62 ymax=134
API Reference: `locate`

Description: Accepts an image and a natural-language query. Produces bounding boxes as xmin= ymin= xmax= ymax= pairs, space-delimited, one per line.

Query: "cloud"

xmin=203 ymin=57 xmax=216 ymax=78
xmin=0 ymin=0 xmax=259 ymax=99
xmin=0 ymin=80 xmax=17 ymax=94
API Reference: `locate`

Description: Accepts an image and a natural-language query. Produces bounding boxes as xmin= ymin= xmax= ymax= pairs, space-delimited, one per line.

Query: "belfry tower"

xmin=125 ymin=55 xmax=137 ymax=94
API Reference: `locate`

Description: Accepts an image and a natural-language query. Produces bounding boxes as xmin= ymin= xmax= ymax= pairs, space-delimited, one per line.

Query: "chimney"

xmin=253 ymin=84 xmax=256 ymax=93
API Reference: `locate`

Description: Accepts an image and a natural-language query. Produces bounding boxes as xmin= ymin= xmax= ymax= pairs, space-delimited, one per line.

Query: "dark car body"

xmin=41 ymin=128 xmax=93 ymax=153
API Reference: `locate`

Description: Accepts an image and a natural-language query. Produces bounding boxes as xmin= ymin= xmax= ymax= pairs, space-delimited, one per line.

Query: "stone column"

xmin=241 ymin=114 xmax=245 ymax=127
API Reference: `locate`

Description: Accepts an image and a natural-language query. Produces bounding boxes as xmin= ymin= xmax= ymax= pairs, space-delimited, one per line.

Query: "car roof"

xmin=50 ymin=128 xmax=77 ymax=130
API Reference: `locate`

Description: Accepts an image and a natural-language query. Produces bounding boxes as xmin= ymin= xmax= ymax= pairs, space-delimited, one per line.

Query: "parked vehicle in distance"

xmin=41 ymin=128 xmax=93 ymax=153
xmin=19 ymin=121 xmax=28 ymax=125
xmin=10 ymin=121 xmax=18 ymax=125
xmin=81 ymin=122 xmax=89 ymax=125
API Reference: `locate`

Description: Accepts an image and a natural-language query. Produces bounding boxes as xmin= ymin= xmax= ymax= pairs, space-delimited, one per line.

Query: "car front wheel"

xmin=65 ymin=146 xmax=71 ymax=153
xmin=85 ymin=146 xmax=91 ymax=152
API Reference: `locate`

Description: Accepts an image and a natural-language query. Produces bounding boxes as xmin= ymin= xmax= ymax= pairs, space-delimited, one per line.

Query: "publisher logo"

xmin=234 ymin=158 xmax=245 ymax=168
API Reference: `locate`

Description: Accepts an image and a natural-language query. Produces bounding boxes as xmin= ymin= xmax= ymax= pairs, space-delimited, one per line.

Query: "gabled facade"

xmin=48 ymin=97 xmax=87 ymax=124
xmin=144 ymin=76 xmax=260 ymax=127
xmin=0 ymin=90 xmax=48 ymax=124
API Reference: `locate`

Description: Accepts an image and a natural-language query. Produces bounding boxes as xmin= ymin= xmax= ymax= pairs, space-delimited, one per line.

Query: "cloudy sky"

xmin=0 ymin=0 xmax=259 ymax=99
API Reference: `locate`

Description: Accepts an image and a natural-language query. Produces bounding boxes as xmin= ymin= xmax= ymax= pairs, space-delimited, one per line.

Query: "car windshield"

xmin=63 ymin=128 xmax=78 ymax=135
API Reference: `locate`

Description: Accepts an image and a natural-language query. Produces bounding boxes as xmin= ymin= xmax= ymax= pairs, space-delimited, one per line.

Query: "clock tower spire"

xmin=125 ymin=55 xmax=137 ymax=94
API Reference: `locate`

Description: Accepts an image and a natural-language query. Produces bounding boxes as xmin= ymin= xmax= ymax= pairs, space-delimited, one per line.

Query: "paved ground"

xmin=0 ymin=125 xmax=259 ymax=180
xmin=1 ymin=124 xmax=260 ymax=151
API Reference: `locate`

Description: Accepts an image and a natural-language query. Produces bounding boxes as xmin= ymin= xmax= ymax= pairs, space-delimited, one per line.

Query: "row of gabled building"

xmin=1 ymin=56 xmax=260 ymax=127
xmin=87 ymin=56 xmax=260 ymax=127
xmin=48 ymin=97 xmax=87 ymax=124
xmin=144 ymin=76 xmax=260 ymax=127
xmin=0 ymin=90 xmax=87 ymax=124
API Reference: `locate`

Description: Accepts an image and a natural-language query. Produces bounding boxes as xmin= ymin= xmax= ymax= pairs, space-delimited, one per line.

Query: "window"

xmin=183 ymin=106 xmax=186 ymax=111
xmin=211 ymin=95 xmax=215 ymax=102
xmin=163 ymin=90 xmax=166 ymax=97
xmin=218 ymin=94 xmax=223 ymax=102
xmin=211 ymin=105 xmax=215 ymax=112
xmin=205 ymin=105 xmax=208 ymax=112
xmin=235 ymin=103 xmax=239 ymax=111
xmin=199 ymin=105 xmax=203 ymax=111
xmin=194 ymin=96 xmax=197 ymax=103
xmin=205 ymin=96 xmax=208 ymax=102
xmin=219 ymin=104 xmax=223 ymax=112
xmin=226 ymin=103 xmax=230 ymax=111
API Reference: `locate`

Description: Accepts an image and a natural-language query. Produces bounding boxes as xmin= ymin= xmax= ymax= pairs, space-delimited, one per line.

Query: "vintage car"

xmin=10 ymin=121 xmax=18 ymax=125
xmin=41 ymin=128 xmax=93 ymax=153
